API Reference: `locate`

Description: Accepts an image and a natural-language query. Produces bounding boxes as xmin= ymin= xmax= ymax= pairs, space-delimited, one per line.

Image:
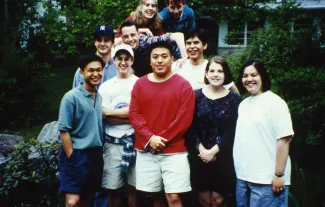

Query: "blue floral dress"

xmin=186 ymin=89 xmax=241 ymax=197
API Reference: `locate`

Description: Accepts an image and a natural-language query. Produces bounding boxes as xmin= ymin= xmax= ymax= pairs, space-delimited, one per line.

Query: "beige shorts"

xmin=136 ymin=151 xmax=191 ymax=193
xmin=102 ymin=143 xmax=136 ymax=190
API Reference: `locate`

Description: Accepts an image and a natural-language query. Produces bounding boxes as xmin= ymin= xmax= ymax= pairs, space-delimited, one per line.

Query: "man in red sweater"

xmin=129 ymin=41 xmax=195 ymax=207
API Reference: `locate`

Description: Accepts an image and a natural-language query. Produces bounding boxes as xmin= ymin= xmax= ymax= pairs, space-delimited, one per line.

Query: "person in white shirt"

xmin=174 ymin=30 xmax=239 ymax=93
xmin=99 ymin=44 xmax=138 ymax=207
xmin=233 ymin=60 xmax=294 ymax=207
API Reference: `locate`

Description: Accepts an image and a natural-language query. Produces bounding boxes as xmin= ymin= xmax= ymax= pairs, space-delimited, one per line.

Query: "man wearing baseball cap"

xmin=99 ymin=44 xmax=138 ymax=207
xmin=73 ymin=25 xmax=117 ymax=88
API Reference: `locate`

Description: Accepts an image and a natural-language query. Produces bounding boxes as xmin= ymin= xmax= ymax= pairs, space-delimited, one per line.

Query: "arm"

xmin=106 ymin=117 xmax=130 ymax=124
xmin=138 ymin=28 xmax=153 ymax=36
xmin=60 ymin=131 xmax=73 ymax=158
xmin=57 ymin=97 xmax=75 ymax=157
xmin=103 ymin=107 xmax=129 ymax=118
xmin=170 ymin=32 xmax=187 ymax=58
xmin=129 ymin=82 xmax=154 ymax=148
xmin=229 ymin=84 xmax=240 ymax=94
xmin=188 ymin=8 xmax=196 ymax=33
xmin=272 ymin=136 xmax=292 ymax=193
xmin=157 ymin=84 xmax=195 ymax=144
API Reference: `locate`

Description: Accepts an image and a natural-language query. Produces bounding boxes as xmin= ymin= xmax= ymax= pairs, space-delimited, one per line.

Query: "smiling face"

xmin=167 ymin=0 xmax=184 ymax=19
xmin=185 ymin=36 xmax=207 ymax=61
xmin=80 ymin=61 xmax=103 ymax=89
xmin=141 ymin=0 xmax=157 ymax=19
xmin=205 ymin=62 xmax=225 ymax=87
xmin=94 ymin=36 xmax=114 ymax=56
xmin=114 ymin=52 xmax=133 ymax=77
xmin=121 ymin=25 xmax=140 ymax=49
xmin=242 ymin=65 xmax=263 ymax=96
xmin=150 ymin=47 xmax=173 ymax=79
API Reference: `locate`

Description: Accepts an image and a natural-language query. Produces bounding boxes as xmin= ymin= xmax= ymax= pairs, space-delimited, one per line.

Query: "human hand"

xmin=174 ymin=57 xmax=187 ymax=68
xmin=65 ymin=148 xmax=73 ymax=158
xmin=198 ymin=143 xmax=206 ymax=154
xmin=138 ymin=28 xmax=153 ymax=36
xmin=149 ymin=136 xmax=167 ymax=152
xmin=272 ymin=176 xmax=285 ymax=193
xmin=199 ymin=149 xmax=216 ymax=163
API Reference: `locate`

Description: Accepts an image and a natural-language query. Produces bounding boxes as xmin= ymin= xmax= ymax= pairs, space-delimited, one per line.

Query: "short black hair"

xmin=204 ymin=56 xmax=233 ymax=85
xmin=237 ymin=60 xmax=271 ymax=94
xmin=148 ymin=41 xmax=173 ymax=56
xmin=78 ymin=54 xmax=105 ymax=71
xmin=184 ymin=30 xmax=208 ymax=46
xmin=120 ymin=21 xmax=138 ymax=34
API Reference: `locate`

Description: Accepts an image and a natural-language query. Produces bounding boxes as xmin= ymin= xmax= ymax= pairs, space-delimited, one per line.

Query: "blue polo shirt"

xmin=58 ymin=84 xmax=103 ymax=149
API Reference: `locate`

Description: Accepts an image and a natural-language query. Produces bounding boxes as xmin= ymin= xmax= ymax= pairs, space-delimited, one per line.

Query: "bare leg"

xmin=197 ymin=190 xmax=211 ymax=207
xmin=211 ymin=191 xmax=224 ymax=207
xmin=108 ymin=190 xmax=121 ymax=207
xmin=65 ymin=193 xmax=88 ymax=207
xmin=165 ymin=193 xmax=183 ymax=207
xmin=128 ymin=186 xmax=138 ymax=207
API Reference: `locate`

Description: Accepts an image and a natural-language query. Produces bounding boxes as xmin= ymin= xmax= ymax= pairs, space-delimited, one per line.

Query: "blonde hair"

xmin=130 ymin=0 xmax=161 ymax=32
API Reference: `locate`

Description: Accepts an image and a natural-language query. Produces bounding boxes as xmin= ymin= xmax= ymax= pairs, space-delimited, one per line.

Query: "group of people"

xmin=57 ymin=0 xmax=294 ymax=207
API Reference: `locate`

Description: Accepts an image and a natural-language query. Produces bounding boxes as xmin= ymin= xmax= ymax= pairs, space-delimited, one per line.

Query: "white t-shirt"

xmin=174 ymin=59 xmax=234 ymax=90
xmin=98 ymin=75 xmax=138 ymax=138
xmin=233 ymin=91 xmax=294 ymax=185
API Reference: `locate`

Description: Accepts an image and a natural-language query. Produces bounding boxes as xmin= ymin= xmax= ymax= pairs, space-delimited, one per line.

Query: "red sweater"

xmin=129 ymin=74 xmax=195 ymax=154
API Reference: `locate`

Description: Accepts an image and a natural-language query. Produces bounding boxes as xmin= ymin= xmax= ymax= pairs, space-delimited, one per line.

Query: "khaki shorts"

xmin=102 ymin=143 xmax=136 ymax=189
xmin=136 ymin=151 xmax=191 ymax=193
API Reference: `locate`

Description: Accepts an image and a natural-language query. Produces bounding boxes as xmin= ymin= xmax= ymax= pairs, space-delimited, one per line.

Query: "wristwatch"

xmin=275 ymin=173 xmax=284 ymax=178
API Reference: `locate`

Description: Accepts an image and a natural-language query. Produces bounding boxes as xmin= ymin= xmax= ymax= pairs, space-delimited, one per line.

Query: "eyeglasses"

xmin=115 ymin=57 xmax=132 ymax=63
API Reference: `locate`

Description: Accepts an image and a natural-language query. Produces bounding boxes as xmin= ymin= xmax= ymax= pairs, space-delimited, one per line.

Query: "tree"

xmin=40 ymin=0 xmax=138 ymax=59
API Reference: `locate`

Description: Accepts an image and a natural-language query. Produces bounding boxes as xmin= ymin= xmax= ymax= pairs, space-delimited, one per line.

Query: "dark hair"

xmin=79 ymin=54 xmax=105 ymax=71
xmin=165 ymin=0 xmax=185 ymax=6
xmin=148 ymin=41 xmax=173 ymax=56
xmin=184 ymin=30 xmax=208 ymax=46
xmin=236 ymin=60 xmax=271 ymax=94
xmin=204 ymin=56 xmax=233 ymax=85
xmin=120 ymin=21 xmax=139 ymax=34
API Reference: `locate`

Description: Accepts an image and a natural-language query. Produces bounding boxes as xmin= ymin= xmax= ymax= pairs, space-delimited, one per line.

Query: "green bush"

xmin=0 ymin=139 xmax=61 ymax=206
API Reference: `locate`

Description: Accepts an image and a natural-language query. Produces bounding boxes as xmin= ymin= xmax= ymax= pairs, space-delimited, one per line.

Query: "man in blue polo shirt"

xmin=58 ymin=54 xmax=105 ymax=207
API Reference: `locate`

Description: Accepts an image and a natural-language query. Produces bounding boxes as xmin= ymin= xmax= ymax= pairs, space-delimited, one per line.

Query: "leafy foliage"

xmin=0 ymin=140 xmax=61 ymax=206
xmin=40 ymin=0 xmax=138 ymax=58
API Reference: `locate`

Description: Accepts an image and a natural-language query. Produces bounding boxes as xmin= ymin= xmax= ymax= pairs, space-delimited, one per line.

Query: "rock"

xmin=36 ymin=121 xmax=59 ymax=143
xmin=29 ymin=121 xmax=59 ymax=159
xmin=0 ymin=134 xmax=24 ymax=155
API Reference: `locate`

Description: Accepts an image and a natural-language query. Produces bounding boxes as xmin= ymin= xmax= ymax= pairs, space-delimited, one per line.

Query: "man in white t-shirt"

xmin=174 ymin=30 xmax=239 ymax=93
xmin=98 ymin=44 xmax=138 ymax=207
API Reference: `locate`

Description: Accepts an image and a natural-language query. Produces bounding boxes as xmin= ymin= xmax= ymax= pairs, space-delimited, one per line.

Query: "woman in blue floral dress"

xmin=186 ymin=56 xmax=241 ymax=207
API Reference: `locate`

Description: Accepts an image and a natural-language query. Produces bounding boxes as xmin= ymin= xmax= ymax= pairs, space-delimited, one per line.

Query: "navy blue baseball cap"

xmin=94 ymin=25 xmax=114 ymax=40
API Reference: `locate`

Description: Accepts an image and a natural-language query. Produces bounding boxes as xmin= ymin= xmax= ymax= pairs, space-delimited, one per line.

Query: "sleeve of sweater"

xmin=185 ymin=107 xmax=201 ymax=154
xmin=129 ymin=80 xmax=154 ymax=148
xmin=157 ymin=82 xmax=195 ymax=144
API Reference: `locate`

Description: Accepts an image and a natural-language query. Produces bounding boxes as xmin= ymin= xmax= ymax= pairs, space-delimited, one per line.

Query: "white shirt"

xmin=98 ymin=75 xmax=138 ymax=138
xmin=233 ymin=91 xmax=294 ymax=185
xmin=174 ymin=59 xmax=234 ymax=90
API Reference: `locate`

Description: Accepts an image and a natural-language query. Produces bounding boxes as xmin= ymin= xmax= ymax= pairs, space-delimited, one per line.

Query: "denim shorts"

xmin=236 ymin=178 xmax=289 ymax=207
xmin=58 ymin=147 xmax=103 ymax=198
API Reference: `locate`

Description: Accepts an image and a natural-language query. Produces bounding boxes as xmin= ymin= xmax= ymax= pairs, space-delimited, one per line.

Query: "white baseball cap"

xmin=112 ymin=44 xmax=134 ymax=59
